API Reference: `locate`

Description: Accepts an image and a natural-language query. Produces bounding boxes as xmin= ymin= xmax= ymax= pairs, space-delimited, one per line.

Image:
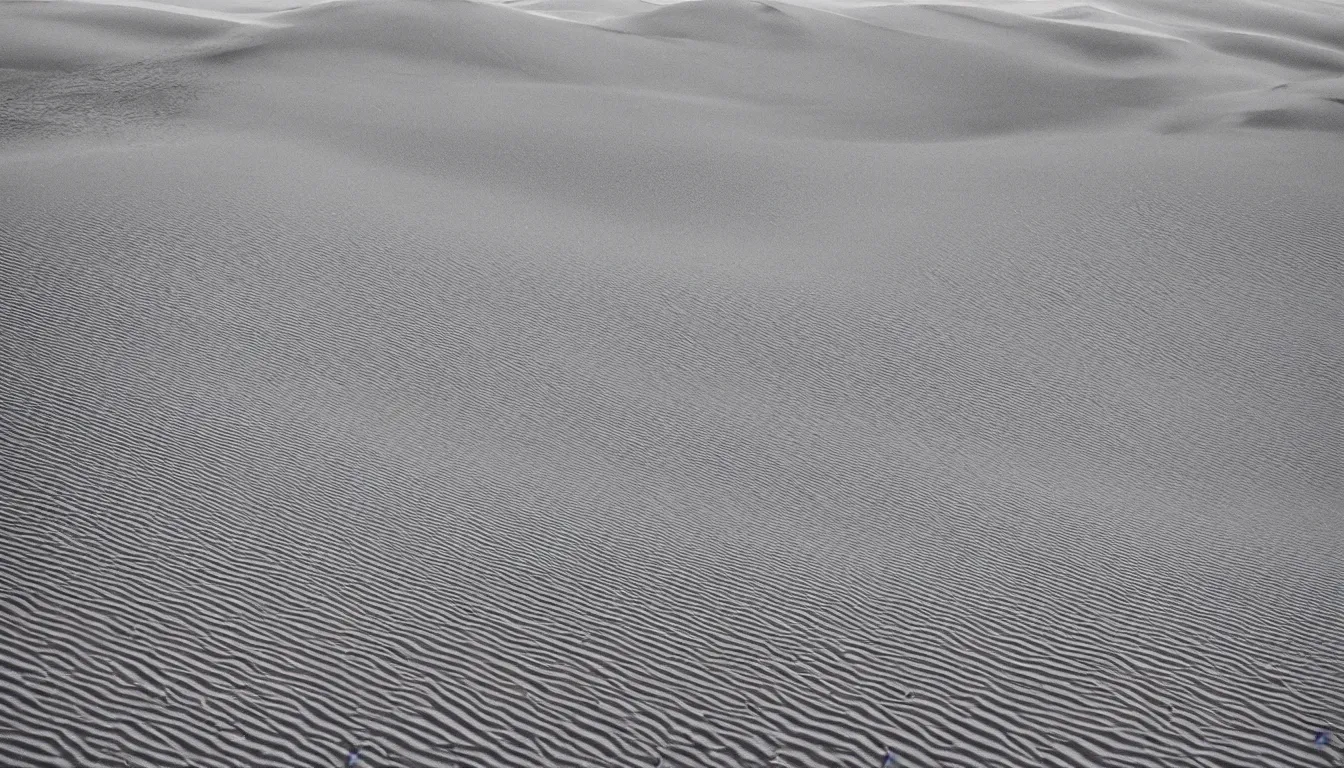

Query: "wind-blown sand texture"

xmin=2 ymin=0 xmax=1342 ymax=766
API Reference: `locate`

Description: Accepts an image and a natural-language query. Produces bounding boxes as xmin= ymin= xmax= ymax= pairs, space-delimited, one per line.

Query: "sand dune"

xmin=602 ymin=0 xmax=812 ymax=45
xmin=0 ymin=0 xmax=246 ymax=69
xmin=1111 ymin=0 xmax=1344 ymax=51
xmin=5 ymin=0 xmax=1343 ymax=135
xmin=181 ymin=0 xmax=1200 ymax=141
xmin=2 ymin=0 xmax=1343 ymax=767
xmin=1197 ymin=29 xmax=1344 ymax=74
xmin=895 ymin=3 xmax=1186 ymax=64
xmin=500 ymin=0 xmax=654 ymax=23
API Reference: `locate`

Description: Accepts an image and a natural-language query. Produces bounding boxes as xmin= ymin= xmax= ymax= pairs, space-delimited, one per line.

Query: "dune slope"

xmin=2 ymin=1 xmax=1342 ymax=767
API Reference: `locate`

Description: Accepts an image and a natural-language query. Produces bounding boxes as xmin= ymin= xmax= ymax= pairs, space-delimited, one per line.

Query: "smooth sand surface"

xmin=2 ymin=0 xmax=1342 ymax=766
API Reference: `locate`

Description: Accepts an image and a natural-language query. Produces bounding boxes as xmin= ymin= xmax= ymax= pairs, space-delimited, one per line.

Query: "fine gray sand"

xmin=1 ymin=0 xmax=1342 ymax=766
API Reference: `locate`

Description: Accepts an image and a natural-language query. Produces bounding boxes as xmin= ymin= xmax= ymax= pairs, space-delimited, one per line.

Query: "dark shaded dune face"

xmin=12 ymin=0 xmax=242 ymax=41
xmin=1115 ymin=0 xmax=1344 ymax=52
xmin=0 ymin=1 xmax=240 ymax=70
xmin=1158 ymin=76 xmax=1344 ymax=135
xmin=250 ymin=0 xmax=517 ymax=61
xmin=189 ymin=34 xmax=275 ymax=64
xmin=500 ymin=0 xmax=651 ymax=23
xmin=1198 ymin=29 xmax=1344 ymax=74
xmin=1242 ymin=99 xmax=1344 ymax=132
xmin=603 ymin=0 xmax=810 ymax=47
xmin=919 ymin=3 xmax=1185 ymax=65
xmin=1038 ymin=3 xmax=1108 ymax=22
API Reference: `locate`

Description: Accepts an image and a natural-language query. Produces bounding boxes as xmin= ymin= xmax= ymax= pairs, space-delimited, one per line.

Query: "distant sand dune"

xmin=1197 ymin=29 xmax=1344 ymax=74
xmin=603 ymin=0 xmax=812 ymax=46
xmin=0 ymin=0 xmax=243 ymax=69
xmin=2 ymin=0 xmax=1343 ymax=767
xmin=913 ymin=3 xmax=1186 ymax=64
xmin=3 ymin=0 xmax=1342 ymax=136
xmin=501 ymin=0 xmax=655 ymax=23
xmin=226 ymin=0 xmax=1198 ymax=140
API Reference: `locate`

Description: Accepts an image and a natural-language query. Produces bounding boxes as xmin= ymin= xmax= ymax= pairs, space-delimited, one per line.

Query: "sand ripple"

xmin=2 ymin=1 xmax=1343 ymax=766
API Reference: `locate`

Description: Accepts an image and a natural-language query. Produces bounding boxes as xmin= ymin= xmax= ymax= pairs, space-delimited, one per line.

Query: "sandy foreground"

xmin=1 ymin=0 xmax=1341 ymax=766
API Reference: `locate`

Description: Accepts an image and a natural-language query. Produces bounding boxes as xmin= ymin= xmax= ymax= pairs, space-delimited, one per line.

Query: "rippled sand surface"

xmin=2 ymin=0 xmax=1342 ymax=766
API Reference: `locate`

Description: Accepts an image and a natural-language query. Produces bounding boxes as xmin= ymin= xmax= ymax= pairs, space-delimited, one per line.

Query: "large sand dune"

xmin=2 ymin=0 xmax=1342 ymax=766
